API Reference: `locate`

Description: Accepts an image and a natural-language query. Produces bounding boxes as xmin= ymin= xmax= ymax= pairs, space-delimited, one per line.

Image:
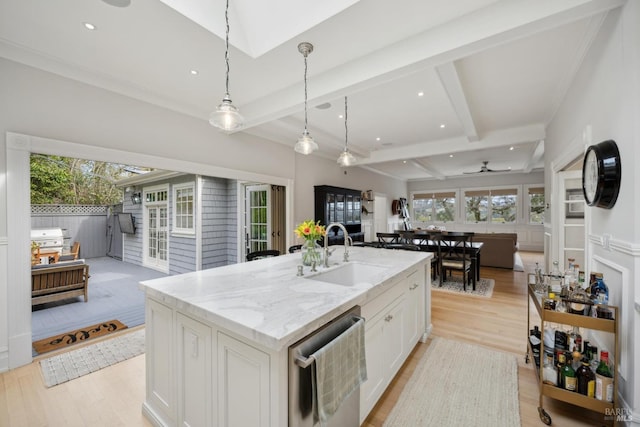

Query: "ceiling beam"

xmin=436 ymin=62 xmax=479 ymax=142
xmin=409 ymin=159 xmax=445 ymax=181
xmin=522 ymin=140 xmax=545 ymax=173
xmin=237 ymin=0 xmax=625 ymax=131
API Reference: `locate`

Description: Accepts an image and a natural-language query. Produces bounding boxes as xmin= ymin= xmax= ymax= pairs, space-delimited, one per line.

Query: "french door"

xmin=144 ymin=187 xmax=169 ymax=272
xmin=245 ymin=185 xmax=271 ymax=257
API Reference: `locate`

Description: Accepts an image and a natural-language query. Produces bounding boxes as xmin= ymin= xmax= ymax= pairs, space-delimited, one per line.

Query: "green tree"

xmin=30 ymin=154 xmax=144 ymax=205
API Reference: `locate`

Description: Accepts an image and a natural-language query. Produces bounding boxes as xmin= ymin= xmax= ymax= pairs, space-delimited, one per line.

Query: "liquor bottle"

xmin=595 ymin=351 xmax=614 ymax=402
xmin=589 ymin=273 xmax=609 ymax=305
xmin=576 ymin=358 xmax=595 ymax=397
xmin=568 ymin=326 xmax=582 ymax=354
xmin=562 ymin=352 xmax=577 ymax=392
xmin=564 ymin=258 xmax=576 ymax=289
xmin=549 ymin=261 xmax=563 ymax=294
xmin=556 ymin=352 xmax=566 ymax=389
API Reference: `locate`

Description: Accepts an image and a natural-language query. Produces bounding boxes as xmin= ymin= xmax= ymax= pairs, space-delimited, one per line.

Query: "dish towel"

xmin=311 ymin=318 xmax=367 ymax=426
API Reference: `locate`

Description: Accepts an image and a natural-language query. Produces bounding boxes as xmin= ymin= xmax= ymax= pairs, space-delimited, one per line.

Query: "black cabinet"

xmin=314 ymin=185 xmax=364 ymax=245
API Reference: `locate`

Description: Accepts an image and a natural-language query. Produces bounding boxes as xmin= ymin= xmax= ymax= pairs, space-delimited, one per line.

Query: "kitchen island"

xmin=140 ymin=246 xmax=432 ymax=427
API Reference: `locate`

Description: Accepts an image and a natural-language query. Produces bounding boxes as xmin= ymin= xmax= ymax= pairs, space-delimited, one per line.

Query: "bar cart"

xmin=526 ymin=283 xmax=619 ymax=425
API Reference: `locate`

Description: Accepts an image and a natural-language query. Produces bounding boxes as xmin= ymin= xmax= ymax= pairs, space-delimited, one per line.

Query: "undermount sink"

xmin=305 ymin=262 xmax=388 ymax=286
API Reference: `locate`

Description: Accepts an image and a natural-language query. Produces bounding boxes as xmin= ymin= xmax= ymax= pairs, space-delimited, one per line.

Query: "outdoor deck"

xmin=31 ymin=257 xmax=169 ymax=343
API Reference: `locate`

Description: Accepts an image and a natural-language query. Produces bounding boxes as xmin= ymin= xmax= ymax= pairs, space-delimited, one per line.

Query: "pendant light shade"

xmin=209 ymin=0 xmax=243 ymax=131
xmin=337 ymin=96 xmax=356 ymax=166
xmin=294 ymin=42 xmax=318 ymax=154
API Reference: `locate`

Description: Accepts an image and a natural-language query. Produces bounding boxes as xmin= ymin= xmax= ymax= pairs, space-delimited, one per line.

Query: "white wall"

xmin=545 ymin=3 xmax=639 ymax=420
xmin=0 ymin=58 xmax=407 ymax=370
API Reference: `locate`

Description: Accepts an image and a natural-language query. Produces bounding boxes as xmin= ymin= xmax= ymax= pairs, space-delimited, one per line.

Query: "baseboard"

xmin=141 ymin=402 xmax=168 ymax=427
xmin=0 ymin=346 xmax=8 ymax=373
xmin=8 ymin=331 xmax=32 ymax=369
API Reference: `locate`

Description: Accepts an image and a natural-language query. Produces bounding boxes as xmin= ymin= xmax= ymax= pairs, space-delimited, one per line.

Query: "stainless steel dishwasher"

xmin=288 ymin=306 xmax=363 ymax=427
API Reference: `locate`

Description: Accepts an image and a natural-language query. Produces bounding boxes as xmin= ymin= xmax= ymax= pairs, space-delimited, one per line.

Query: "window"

xmin=528 ymin=186 xmax=545 ymax=224
xmin=464 ymin=188 xmax=517 ymax=223
xmin=412 ymin=191 xmax=456 ymax=222
xmin=173 ymin=183 xmax=195 ymax=234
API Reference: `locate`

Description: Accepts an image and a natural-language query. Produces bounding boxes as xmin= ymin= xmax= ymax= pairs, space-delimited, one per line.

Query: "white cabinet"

xmin=403 ymin=266 xmax=426 ymax=355
xmin=144 ymin=304 xmax=274 ymax=427
xmin=217 ymin=332 xmax=271 ymax=427
xmin=144 ymin=299 xmax=175 ymax=426
xmin=360 ymin=264 xmax=428 ymax=422
xmin=360 ymin=294 xmax=405 ymax=418
xmin=177 ymin=313 xmax=213 ymax=427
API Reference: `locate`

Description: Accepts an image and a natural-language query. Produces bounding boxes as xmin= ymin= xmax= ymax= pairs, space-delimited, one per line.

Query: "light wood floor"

xmin=0 ymin=252 xmax=605 ymax=426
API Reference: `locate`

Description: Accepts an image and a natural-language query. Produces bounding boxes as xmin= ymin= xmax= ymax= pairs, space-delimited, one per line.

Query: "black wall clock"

xmin=582 ymin=139 xmax=621 ymax=209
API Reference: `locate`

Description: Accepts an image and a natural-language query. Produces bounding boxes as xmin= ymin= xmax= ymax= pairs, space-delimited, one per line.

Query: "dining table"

xmin=394 ymin=230 xmax=483 ymax=288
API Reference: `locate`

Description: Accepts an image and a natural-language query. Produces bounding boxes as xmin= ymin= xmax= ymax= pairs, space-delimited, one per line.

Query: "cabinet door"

xmin=354 ymin=196 xmax=362 ymax=223
xmin=217 ymin=332 xmax=271 ymax=427
xmin=403 ymin=268 xmax=425 ymax=354
xmin=385 ymin=297 xmax=405 ymax=376
xmin=336 ymin=194 xmax=345 ymax=223
xmin=177 ymin=314 xmax=213 ymax=427
xmin=326 ymin=193 xmax=336 ymax=223
xmin=360 ymin=311 xmax=386 ymax=421
xmin=145 ymin=299 xmax=176 ymax=425
xmin=346 ymin=194 xmax=354 ymax=223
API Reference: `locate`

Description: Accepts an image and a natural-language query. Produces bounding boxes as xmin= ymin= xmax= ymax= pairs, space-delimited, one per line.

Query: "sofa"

xmin=31 ymin=260 xmax=90 ymax=305
xmin=472 ymin=233 xmax=518 ymax=269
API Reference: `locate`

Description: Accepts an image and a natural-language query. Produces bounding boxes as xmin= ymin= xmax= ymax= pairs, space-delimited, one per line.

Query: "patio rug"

xmin=384 ymin=337 xmax=520 ymax=427
xmin=32 ymin=319 xmax=127 ymax=355
xmin=40 ymin=328 xmax=145 ymax=387
xmin=431 ymin=276 xmax=494 ymax=298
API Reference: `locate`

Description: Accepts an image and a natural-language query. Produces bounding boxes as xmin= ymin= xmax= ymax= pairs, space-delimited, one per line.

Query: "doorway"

xmin=243 ymin=184 xmax=286 ymax=258
xmin=7 ymin=132 xmax=293 ymax=369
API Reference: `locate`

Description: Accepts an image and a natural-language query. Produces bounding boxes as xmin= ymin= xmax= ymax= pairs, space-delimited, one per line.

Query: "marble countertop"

xmin=140 ymin=246 xmax=431 ymax=351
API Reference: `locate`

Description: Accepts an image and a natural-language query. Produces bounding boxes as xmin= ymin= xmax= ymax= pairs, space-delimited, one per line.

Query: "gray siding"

xmin=201 ymin=176 xmax=236 ymax=269
xmin=122 ymin=175 xmax=237 ymax=274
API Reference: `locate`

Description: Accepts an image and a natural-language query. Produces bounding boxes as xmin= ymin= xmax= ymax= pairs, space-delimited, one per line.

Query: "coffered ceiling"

xmin=0 ymin=0 xmax=625 ymax=180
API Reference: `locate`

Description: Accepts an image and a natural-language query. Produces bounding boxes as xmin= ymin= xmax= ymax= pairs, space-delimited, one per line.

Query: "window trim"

xmin=526 ymin=184 xmax=545 ymax=225
xmin=172 ymin=182 xmax=196 ymax=236
xmin=411 ymin=189 xmax=458 ymax=223
xmin=463 ymin=186 xmax=518 ymax=225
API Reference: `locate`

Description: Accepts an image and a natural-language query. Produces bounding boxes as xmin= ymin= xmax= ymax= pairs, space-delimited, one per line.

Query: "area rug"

xmin=33 ymin=319 xmax=127 ymax=355
xmin=384 ymin=337 xmax=520 ymax=427
xmin=431 ymin=276 xmax=494 ymax=298
xmin=40 ymin=328 xmax=145 ymax=387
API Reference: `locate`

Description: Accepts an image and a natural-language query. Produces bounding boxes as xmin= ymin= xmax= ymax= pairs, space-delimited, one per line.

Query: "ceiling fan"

xmin=464 ymin=161 xmax=511 ymax=174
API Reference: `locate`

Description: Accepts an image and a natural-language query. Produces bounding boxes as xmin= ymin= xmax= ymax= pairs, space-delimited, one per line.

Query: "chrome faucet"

xmin=324 ymin=222 xmax=350 ymax=267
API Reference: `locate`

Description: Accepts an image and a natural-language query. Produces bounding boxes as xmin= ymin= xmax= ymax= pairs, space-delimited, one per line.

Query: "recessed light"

xmin=102 ymin=0 xmax=131 ymax=7
xmin=338 ymin=114 xmax=343 ymax=119
xmin=509 ymin=146 xmax=514 ymax=151
xmin=83 ymin=22 xmax=96 ymax=30
xmin=403 ymin=160 xmax=407 ymax=164
xmin=376 ymin=137 xmax=381 ymax=141
xmin=440 ymin=124 xmax=446 ymax=129
xmin=190 ymin=70 xmax=198 ymax=75
xmin=418 ymin=91 xmax=424 ymax=97
xmin=449 ymin=154 xmax=454 ymax=158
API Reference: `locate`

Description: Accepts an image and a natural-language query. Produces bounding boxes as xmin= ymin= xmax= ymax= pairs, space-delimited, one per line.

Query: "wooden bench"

xmin=31 ymin=261 xmax=90 ymax=306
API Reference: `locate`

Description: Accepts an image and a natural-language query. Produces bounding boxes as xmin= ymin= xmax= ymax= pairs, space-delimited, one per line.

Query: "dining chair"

xmin=376 ymin=232 xmax=400 ymax=248
xmin=288 ymin=245 xmax=303 ymax=253
xmin=246 ymin=249 xmax=280 ymax=261
xmin=439 ymin=233 xmax=474 ymax=290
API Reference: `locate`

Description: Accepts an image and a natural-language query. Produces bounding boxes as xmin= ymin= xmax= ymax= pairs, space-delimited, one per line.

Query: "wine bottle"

xmin=576 ymin=358 xmax=595 ymax=397
xmin=562 ymin=352 xmax=577 ymax=392
xmin=595 ymin=351 xmax=614 ymax=402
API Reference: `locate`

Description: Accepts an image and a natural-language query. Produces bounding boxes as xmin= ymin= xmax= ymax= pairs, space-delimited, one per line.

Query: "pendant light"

xmin=294 ymin=42 xmax=318 ymax=155
xmin=337 ymin=96 xmax=357 ymax=167
xmin=209 ymin=0 xmax=243 ymax=131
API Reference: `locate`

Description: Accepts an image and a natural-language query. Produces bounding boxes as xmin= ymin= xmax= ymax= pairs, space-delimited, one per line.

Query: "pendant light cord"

xmin=344 ymin=96 xmax=348 ymax=150
xmin=224 ymin=0 xmax=230 ymax=96
xmin=303 ymin=54 xmax=309 ymax=132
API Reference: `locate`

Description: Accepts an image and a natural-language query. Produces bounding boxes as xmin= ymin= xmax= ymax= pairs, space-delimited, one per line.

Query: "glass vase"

xmin=301 ymin=240 xmax=322 ymax=267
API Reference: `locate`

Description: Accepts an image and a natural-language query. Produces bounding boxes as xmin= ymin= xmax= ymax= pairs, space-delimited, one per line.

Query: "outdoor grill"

xmin=31 ymin=227 xmax=64 ymax=254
